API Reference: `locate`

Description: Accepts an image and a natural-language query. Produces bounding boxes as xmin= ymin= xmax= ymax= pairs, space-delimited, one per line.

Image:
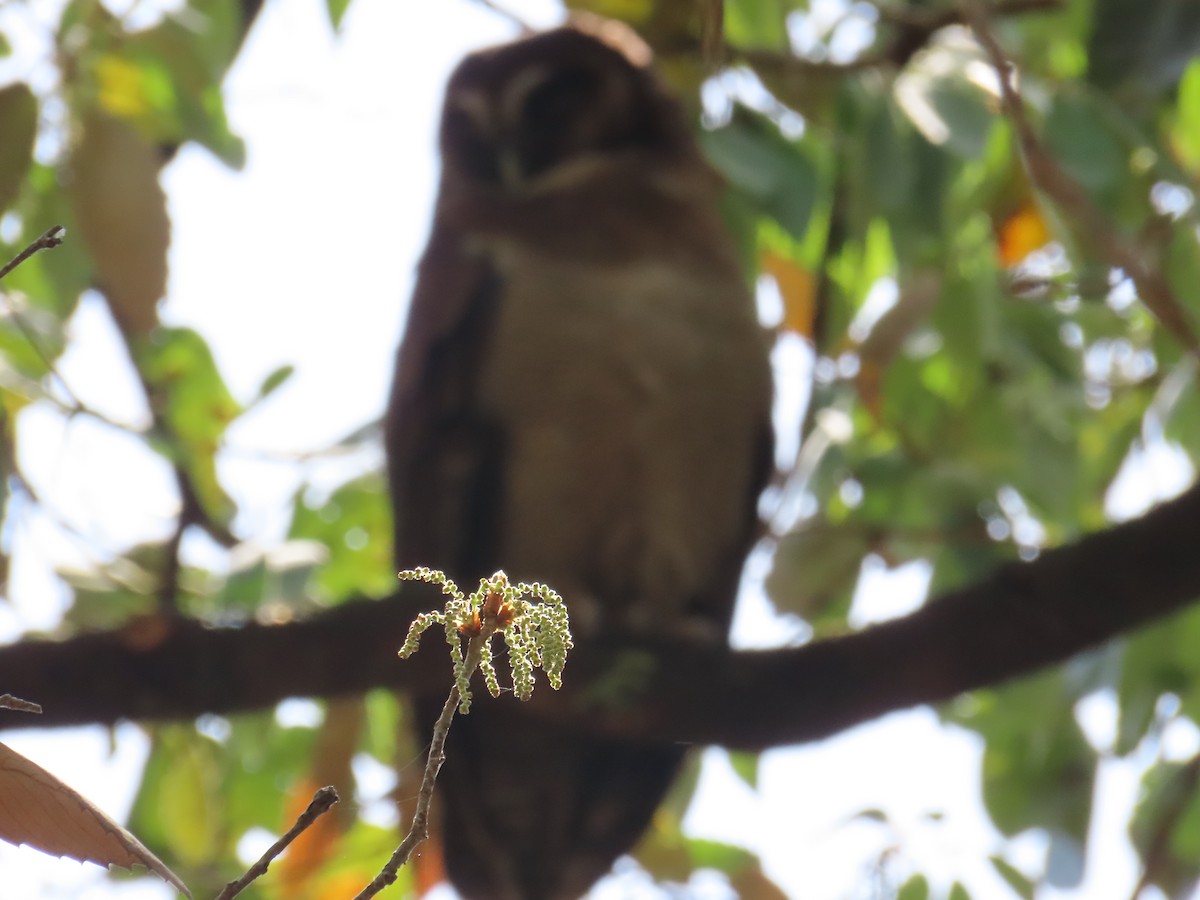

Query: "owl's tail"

xmin=421 ymin=696 xmax=683 ymax=900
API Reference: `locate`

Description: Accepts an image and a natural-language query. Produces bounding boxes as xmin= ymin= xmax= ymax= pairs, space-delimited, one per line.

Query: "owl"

xmin=385 ymin=23 xmax=774 ymax=900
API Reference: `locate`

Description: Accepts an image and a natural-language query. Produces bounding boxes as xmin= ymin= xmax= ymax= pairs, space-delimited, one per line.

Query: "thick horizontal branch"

xmin=2 ymin=481 xmax=1199 ymax=749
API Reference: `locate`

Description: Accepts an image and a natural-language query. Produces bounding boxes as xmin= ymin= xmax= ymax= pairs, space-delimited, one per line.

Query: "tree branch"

xmin=1 ymin=480 xmax=1198 ymax=750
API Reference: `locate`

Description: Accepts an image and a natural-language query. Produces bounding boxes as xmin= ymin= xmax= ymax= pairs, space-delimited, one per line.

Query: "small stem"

xmin=0 ymin=225 xmax=64 ymax=282
xmin=354 ymin=626 xmax=495 ymax=899
xmin=215 ymin=786 xmax=340 ymax=900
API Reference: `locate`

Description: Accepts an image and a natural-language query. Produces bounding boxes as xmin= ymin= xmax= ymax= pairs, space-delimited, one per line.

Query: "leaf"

xmin=0 ymin=741 xmax=190 ymax=897
xmin=701 ymin=108 xmax=818 ymax=238
xmin=765 ymin=520 xmax=868 ymax=622
xmin=685 ymin=837 xmax=756 ymax=875
xmin=137 ymin=326 xmax=242 ymax=524
xmin=326 ymin=0 xmax=353 ymax=31
xmin=998 ymin=201 xmax=1052 ymax=267
xmin=948 ymin=672 xmax=1095 ymax=856
xmin=254 ymin=363 xmax=295 ymax=402
xmin=725 ymin=0 xmax=789 ymax=50
xmin=726 ymin=750 xmax=760 ymax=790
xmin=0 ymin=83 xmax=37 ymax=214
xmin=989 ymin=854 xmax=1035 ymax=899
xmin=1088 ymin=0 xmax=1200 ymax=97
xmin=1171 ymin=59 xmax=1200 ymax=172
xmin=761 ymin=252 xmax=816 ymax=338
xmin=69 ymin=109 xmax=170 ymax=336
xmin=896 ymin=873 xmax=930 ymax=900
xmin=1043 ymin=90 xmax=1127 ymax=197
xmin=287 ymin=473 xmax=396 ymax=602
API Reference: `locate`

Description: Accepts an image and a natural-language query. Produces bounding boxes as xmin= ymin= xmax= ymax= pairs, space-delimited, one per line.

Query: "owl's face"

xmin=438 ymin=28 xmax=689 ymax=193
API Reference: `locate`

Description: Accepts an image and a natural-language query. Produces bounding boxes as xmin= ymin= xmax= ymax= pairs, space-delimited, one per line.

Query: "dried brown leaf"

xmin=69 ymin=109 xmax=169 ymax=336
xmin=0 ymin=741 xmax=190 ymax=897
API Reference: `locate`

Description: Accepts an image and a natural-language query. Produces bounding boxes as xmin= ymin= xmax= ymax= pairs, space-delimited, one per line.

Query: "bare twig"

xmin=0 ymin=225 xmax=64 ymax=282
xmin=963 ymin=0 xmax=1200 ymax=355
xmin=0 ymin=693 xmax=42 ymax=714
xmin=353 ymin=625 xmax=495 ymax=899
xmin=215 ymin=785 xmax=340 ymax=900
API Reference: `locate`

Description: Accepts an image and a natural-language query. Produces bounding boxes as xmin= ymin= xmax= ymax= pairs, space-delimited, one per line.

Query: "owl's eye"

xmin=444 ymin=108 xmax=500 ymax=183
xmin=521 ymin=68 xmax=596 ymax=131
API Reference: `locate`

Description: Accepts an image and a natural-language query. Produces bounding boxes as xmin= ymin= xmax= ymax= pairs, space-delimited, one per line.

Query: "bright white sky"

xmin=0 ymin=0 xmax=1194 ymax=897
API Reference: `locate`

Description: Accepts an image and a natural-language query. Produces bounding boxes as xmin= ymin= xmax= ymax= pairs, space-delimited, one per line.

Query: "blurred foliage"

xmin=0 ymin=0 xmax=1199 ymax=897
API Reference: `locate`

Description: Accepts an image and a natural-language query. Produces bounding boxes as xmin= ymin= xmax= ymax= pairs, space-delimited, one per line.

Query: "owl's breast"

xmin=476 ymin=249 xmax=771 ymax=631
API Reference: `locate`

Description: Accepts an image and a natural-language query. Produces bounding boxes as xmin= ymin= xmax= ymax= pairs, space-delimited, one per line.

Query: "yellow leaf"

xmin=761 ymin=251 xmax=816 ymax=339
xmin=95 ymin=55 xmax=152 ymax=119
xmin=0 ymin=741 xmax=191 ymax=897
xmin=69 ymin=109 xmax=169 ymax=336
xmin=998 ymin=201 xmax=1051 ymax=267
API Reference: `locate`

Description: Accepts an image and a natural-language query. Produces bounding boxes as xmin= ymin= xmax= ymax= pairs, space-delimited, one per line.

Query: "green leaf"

xmin=254 ymin=363 xmax=295 ymax=401
xmin=686 ymin=837 xmax=756 ymax=875
xmin=701 ymin=108 xmax=818 ymax=238
xmin=326 ymin=0 xmax=354 ymax=31
xmin=764 ymin=519 xmax=867 ymax=622
xmin=725 ymin=0 xmax=789 ymax=50
xmin=0 ymin=83 xmax=37 ymax=215
xmin=137 ymin=326 xmax=242 ymax=524
xmin=947 ymin=671 xmax=1095 ymax=854
xmin=1043 ymin=90 xmax=1127 ymax=197
xmin=1171 ymin=59 xmax=1200 ymax=170
xmin=1116 ymin=604 xmax=1200 ymax=754
xmin=990 ymin=854 xmax=1035 ymax=899
xmin=727 ymin=750 xmax=760 ymax=790
xmin=287 ymin=472 xmax=395 ymax=602
xmin=1088 ymin=0 xmax=1200 ymax=96
xmin=896 ymin=874 xmax=930 ymax=900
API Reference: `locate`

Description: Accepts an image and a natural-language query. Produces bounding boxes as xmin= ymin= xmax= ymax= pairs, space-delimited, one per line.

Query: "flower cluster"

xmin=397 ymin=567 xmax=573 ymax=713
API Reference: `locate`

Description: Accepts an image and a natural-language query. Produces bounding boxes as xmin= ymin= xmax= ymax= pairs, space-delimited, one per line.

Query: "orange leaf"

xmin=998 ymin=201 xmax=1051 ymax=266
xmin=0 ymin=741 xmax=190 ymax=896
xmin=761 ymin=252 xmax=817 ymax=339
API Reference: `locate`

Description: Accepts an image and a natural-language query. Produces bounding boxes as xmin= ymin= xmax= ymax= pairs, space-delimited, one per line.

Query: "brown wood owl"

xmin=385 ymin=23 xmax=774 ymax=900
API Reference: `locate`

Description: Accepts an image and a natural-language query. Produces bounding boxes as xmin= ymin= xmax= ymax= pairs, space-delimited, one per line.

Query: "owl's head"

xmin=438 ymin=26 xmax=691 ymax=192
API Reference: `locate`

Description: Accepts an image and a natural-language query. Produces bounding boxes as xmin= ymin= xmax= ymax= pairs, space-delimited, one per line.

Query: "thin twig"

xmin=353 ymin=625 xmax=495 ymax=899
xmin=963 ymin=0 xmax=1200 ymax=355
xmin=215 ymin=785 xmax=340 ymax=900
xmin=0 ymin=693 xmax=42 ymax=714
xmin=0 ymin=225 xmax=64 ymax=282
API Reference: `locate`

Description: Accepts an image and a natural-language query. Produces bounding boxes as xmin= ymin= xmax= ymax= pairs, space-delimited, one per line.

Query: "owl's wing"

xmin=385 ymin=217 xmax=505 ymax=578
